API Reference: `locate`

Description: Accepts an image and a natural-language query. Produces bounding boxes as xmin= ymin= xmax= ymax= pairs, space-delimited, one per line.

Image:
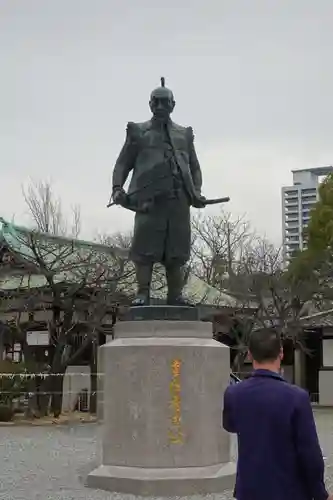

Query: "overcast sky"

xmin=1 ymin=0 xmax=333 ymax=244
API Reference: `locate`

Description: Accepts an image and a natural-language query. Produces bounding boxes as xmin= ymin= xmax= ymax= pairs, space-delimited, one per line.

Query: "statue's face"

xmin=149 ymin=88 xmax=175 ymax=120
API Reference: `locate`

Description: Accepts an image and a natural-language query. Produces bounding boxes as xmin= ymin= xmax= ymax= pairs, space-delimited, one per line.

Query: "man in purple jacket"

xmin=223 ymin=329 xmax=331 ymax=500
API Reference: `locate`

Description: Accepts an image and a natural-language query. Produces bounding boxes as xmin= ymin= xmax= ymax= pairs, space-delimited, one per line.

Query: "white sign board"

xmin=322 ymin=338 xmax=333 ymax=368
xmin=27 ymin=331 xmax=49 ymax=346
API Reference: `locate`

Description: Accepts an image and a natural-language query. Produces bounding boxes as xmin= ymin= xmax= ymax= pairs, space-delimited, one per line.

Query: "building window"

xmin=302 ymin=188 xmax=316 ymax=195
xmin=302 ymin=196 xmax=317 ymax=203
xmin=5 ymin=343 xmax=22 ymax=362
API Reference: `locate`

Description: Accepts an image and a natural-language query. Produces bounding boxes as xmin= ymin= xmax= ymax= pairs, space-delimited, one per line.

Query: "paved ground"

xmin=0 ymin=408 xmax=332 ymax=500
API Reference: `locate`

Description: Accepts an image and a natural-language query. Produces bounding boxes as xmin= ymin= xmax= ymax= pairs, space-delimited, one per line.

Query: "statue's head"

xmin=149 ymin=77 xmax=175 ymax=120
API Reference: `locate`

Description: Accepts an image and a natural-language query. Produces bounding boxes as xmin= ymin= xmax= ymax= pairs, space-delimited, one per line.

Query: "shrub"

xmin=0 ymin=404 xmax=14 ymax=422
xmin=0 ymin=360 xmax=29 ymax=407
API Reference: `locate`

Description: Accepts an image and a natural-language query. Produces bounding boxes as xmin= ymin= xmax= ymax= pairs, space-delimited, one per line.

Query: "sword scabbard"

xmin=203 ymin=196 xmax=230 ymax=206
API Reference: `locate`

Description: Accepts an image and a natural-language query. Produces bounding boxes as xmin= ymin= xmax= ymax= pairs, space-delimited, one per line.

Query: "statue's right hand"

xmin=112 ymin=187 xmax=127 ymax=206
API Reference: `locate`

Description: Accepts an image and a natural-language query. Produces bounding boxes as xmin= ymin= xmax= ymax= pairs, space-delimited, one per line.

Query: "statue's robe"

xmin=112 ymin=118 xmax=202 ymax=265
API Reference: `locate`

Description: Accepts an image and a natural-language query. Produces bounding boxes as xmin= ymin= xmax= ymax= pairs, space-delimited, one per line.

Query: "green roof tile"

xmin=0 ymin=218 xmax=238 ymax=306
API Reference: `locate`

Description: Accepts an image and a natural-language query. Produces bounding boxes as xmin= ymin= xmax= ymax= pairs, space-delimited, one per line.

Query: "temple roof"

xmin=0 ymin=217 xmax=238 ymax=307
xmin=0 ymin=217 xmax=124 ymax=291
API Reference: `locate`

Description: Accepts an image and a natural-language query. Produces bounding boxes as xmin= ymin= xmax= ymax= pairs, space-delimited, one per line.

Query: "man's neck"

xmin=252 ymin=362 xmax=280 ymax=373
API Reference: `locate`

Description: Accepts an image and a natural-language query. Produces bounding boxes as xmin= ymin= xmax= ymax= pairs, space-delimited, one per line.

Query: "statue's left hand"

xmin=192 ymin=195 xmax=207 ymax=209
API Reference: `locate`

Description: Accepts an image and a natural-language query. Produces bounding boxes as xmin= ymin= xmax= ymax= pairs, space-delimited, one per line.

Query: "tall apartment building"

xmin=282 ymin=166 xmax=333 ymax=262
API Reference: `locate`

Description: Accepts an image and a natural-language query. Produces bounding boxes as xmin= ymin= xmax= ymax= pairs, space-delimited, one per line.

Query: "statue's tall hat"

xmin=150 ymin=77 xmax=174 ymax=101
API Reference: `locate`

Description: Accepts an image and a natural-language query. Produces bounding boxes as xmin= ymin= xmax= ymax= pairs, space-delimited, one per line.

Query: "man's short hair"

xmin=248 ymin=329 xmax=282 ymax=363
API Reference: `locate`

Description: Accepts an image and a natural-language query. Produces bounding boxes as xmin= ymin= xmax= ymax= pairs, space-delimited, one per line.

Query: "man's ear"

xmin=247 ymin=350 xmax=253 ymax=362
xmin=279 ymin=347 xmax=284 ymax=361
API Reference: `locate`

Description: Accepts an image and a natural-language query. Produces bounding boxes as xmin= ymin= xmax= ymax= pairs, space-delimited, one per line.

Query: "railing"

xmin=0 ymin=372 xmax=96 ymax=417
xmin=0 ymin=371 xmax=241 ymax=406
xmin=0 ymin=372 xmax=331 ymax=415
xmin=230 ymin=372 xmax=241 ymax=384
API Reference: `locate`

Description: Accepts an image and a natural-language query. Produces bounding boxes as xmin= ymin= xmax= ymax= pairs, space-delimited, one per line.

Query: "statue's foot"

xmin=167 ymin=296 xmax=194 ymax=307
xmin=131 ymin=295 xmax=150 ymax=307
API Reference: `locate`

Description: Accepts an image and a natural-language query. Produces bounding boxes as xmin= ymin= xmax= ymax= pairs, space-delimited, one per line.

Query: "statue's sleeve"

xmin=112 ymin=122 xmax=138 ymax=191
xmin=187 ymin=127 xmax=202 ymax=194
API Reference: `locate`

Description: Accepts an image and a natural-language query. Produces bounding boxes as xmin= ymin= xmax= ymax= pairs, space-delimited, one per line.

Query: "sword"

xmin=202 ymin=197 xmax=230 ymax=205
xmin=107 ymin=195 xmax=230 ymax=212
xmin=107 ymin=174 xmax=230 ymax=210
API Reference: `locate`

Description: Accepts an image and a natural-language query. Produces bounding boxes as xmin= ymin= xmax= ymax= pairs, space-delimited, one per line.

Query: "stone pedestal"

xmin=87 ymin=307 xmax=236 ymax=496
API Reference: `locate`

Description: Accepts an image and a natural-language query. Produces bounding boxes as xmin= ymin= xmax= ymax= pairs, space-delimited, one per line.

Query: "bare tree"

xmin=3 ymin=181 xmax=134 ymax=417
xmin=190 ymin=210 xmax=253 ymax=291
xmin=227 ymin=237 xmax=284 ymax=302
xmin=97 ymin=231 xmax=133 ymax=251
xmin=191 ymin=211 xmax=321 ymax=375
xmin=4 ymin=226 xmax=134 ymax=417
xmin=226 ymin=236 xmax=324 ymax=376
xmin=22 ymin=180 xmax=81 ymax=238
